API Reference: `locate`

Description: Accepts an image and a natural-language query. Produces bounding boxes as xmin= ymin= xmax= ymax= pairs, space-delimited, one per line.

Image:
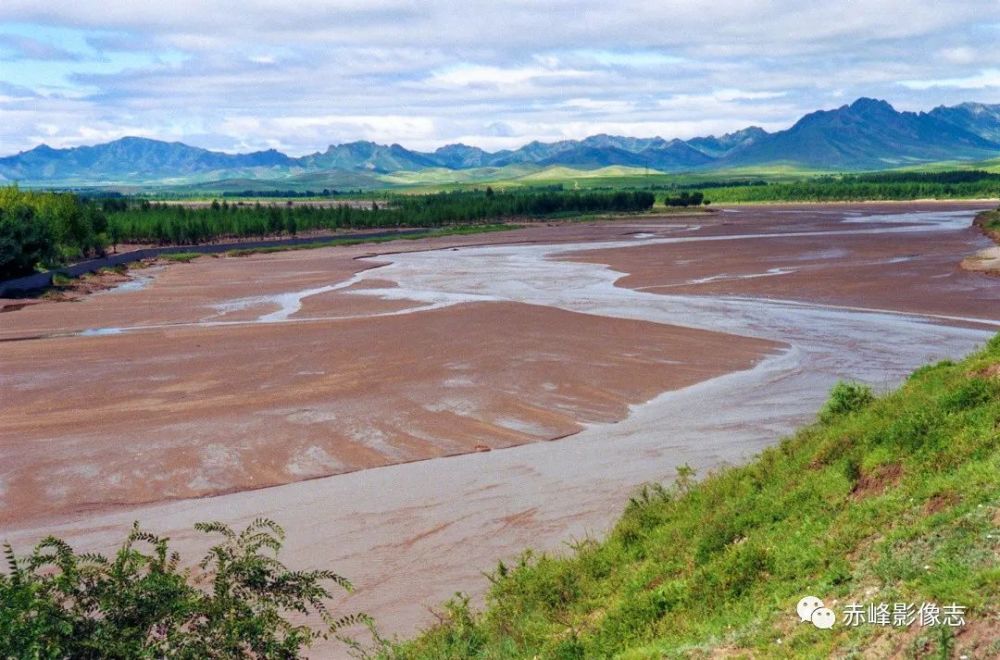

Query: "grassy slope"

xmin=394 ymin=336 xmax=1000 ymax=659
xmin=895 ymin=158 xmax=1000 ymax=175
xmin=978 ymin=209 xmax=1000 ymax=239
xmin=388 ymin=165 xmax=827 ymax=194
xmin=131 ymin=157 xmax=1000 ymax=196
xmin=33 ymin=155 xmax=1000 ymax=196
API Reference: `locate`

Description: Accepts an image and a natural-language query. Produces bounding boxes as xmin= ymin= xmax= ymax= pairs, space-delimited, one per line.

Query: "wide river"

xmin=3 ymin=203 xmax=998 ymax=656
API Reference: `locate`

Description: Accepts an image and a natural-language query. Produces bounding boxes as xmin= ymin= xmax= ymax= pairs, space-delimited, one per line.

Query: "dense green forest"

xmin=0 ymin=188 xmax=653 ymax=279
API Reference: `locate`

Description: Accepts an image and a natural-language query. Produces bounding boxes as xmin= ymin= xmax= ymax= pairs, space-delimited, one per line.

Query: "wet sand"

xmin=565 ymin=204 xmax=1000 ymax=323
xmin=2 ymin=202 xmax=998 ymax=656
xmin=1 ymin=301 xmax=774 ymax=525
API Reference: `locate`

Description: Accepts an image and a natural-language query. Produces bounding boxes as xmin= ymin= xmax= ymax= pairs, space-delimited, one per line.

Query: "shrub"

xmin=50 ymin=272 xmax=74 ymax=287
xmin=0 ymin=519 xmax=375 ymax=658
xmin=819 ymin=381 xmax=875 ymax=421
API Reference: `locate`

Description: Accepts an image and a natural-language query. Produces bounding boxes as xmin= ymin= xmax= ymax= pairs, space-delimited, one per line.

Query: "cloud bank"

xmin=1 ymin=1 xmax=999 ymax=155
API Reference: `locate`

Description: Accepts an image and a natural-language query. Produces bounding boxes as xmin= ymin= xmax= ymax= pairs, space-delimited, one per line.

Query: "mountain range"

xmin=2 ymin=98 xmax=999 ymax=185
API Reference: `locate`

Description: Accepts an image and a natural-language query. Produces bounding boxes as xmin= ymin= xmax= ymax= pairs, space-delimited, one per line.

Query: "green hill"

xmin=5 ymin=100 xmax=1000 ymax=186
xmin=393 ymin=336 xmax=1000 ymax=659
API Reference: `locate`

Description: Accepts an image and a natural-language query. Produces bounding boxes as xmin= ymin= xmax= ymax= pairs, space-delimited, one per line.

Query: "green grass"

xmin=393 ymin=335 xmax=1000 ymax=659
xmin=49 ymin=272 xmax=74 ymax=287
xmin=980 ymin=209 xmax=1000 ymax=235
xmin=97 ymin=264 xmax=128 ymax=275
xmin=58 ymin=158 xmax=1000 ymax=201
xmin=158 ymin=251 xmax=203 ymax=263
xmin=377 ymin=165 xmax=1000 ymax=200
xmin=895 ymin=157 xmax=1000 ymax=175
xmin=224 ymin=224 xmax=515 ymax=257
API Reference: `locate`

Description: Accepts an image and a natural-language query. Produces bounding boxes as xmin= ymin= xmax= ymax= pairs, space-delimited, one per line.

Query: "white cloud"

xmin=0 ymin=1 xmax=999 ymax=155
xmin=938 ymin=46 xmax=976 ymax=65
xmin=426 ymin=65 xmax=591 ymax=88
xmin=901 ymin=69 xmax=1000 ymax=90
xmin=713 ymin=90 xmax=787 ymax=102
xmin=561 ymin=98 xmax=635 ymax=112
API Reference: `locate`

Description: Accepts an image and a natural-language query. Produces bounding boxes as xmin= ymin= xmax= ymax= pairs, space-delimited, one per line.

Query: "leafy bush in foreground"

xmin=0 ymin=518 xmax=374 ymax=658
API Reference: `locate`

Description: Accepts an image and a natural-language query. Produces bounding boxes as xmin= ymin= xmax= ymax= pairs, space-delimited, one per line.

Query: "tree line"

xmin=102 ymin=190 xmax=654 ymax=246
xmin=703 ymin=178 xmax=1000 ymax=203
xmin=0 ymin=187 xmax=654 ymax=279
xmin=843 ymin=169 xmax=1000 ymax=184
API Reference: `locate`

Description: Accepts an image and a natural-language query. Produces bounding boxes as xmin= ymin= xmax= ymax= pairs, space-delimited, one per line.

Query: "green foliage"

xmin=158 ymin=252 xmax=203 ymax=263
xmin=698 ymin=173 xmax=1000 ymax=203
xmin=102 ymin=190 xmax=654 ymax=246
xmin=939 ymin=378 xmax=999 ymax=412
xmin=819 ymin=380 xmax=875 ymax=422
xmin=976 ymin=208 xmax=1000 ymax=237
xmin=0 ymin=201 xmax=57 ymax=279
xmin=0 ymin=187 xmax=652 ymax=277
xmin=0 ymin=187 xmax=109 ymax=278
xmin=384 ymin=166 xmax=1000 ymax=200
xmin=50 ymin=272 xmax=74 ymax=287
xmin=0 ymin=186 xmax=108 ymax=278
xmin=393 ymin=335 xmax=1000 ymax=658
xmin=662 ymin=191 xmax=705 ymax=207
xmin=0 ymin=519 xmax=374 ymax=658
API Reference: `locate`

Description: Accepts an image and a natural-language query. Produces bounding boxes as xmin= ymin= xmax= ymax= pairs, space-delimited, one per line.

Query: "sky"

xmin=1 ymin=1 xmax=999 ymax=156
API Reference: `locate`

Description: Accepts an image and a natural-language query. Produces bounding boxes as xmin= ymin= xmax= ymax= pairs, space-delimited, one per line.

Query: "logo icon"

xmin=797 ymin=595 xmax=836 ymax=629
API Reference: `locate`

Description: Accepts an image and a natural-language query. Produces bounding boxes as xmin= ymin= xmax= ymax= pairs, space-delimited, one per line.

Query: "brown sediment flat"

xmin=562 ymin=202 xmax=1000 ymax=322
xmin=293 ymin=287 xmax=420 ymax=318
xmin=0 ymin=223 xmax=650 ymax=339
xmin=0 ymin=250 xmax=377 ymax=337
xmin=962 ymin=246 xmax=1000 ymax=275
xmin=0 ymin=298 xmax=777 ymax=526
xmin=965 ymin=212 xmax=1000 ymax=275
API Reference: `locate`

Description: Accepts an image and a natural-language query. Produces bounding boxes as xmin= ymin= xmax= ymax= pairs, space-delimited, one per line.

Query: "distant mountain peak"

xmin=1 ymin=98 xmax=999 ymax=183
xmin=436 ymin=143 xmax=481 ymax=151
xmin=849 ymin=97 xmax=895 ymax=112
xmin=724 ymin=97 xmax=999 ymax=170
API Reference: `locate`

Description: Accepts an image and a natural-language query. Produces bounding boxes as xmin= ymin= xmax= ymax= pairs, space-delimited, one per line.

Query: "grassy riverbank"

xmin=976 ymin=209 xmax=1000 ymax=242
xmin=394 ymin=336 xmax=1000 ymax=658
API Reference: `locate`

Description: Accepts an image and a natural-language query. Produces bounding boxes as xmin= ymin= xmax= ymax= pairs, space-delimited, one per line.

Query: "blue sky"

xmin=1 ymin=1 xmax=999 ymax=156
